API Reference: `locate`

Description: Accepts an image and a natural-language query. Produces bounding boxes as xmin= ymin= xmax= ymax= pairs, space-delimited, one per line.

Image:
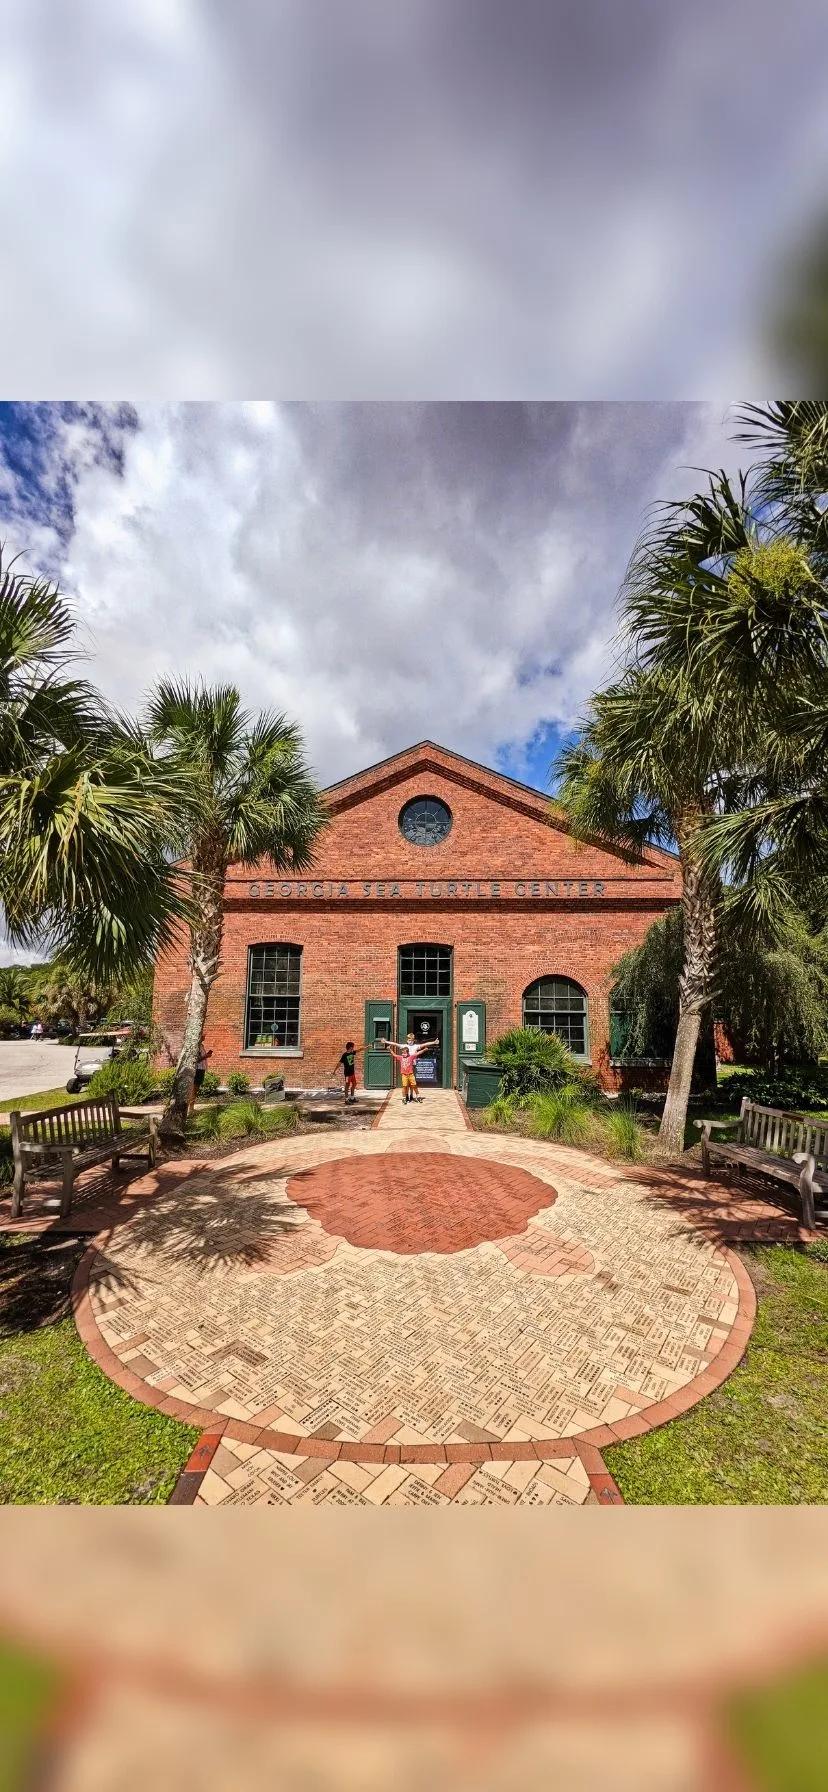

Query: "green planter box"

xmin=461 ymin=1058 xmax=505 ymax=1109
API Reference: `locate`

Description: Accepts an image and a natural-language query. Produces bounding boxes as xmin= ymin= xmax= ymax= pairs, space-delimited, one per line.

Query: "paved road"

xmin=0 ymin=1039 xmax=75 ymax=1106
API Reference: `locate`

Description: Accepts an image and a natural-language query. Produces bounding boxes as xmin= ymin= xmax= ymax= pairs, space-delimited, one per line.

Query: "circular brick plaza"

xmin=73 ymin=1101 xmax=756 ymax=1505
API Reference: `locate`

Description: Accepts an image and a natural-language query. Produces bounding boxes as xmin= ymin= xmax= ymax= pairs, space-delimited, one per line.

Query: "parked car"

xmin=65 ymin=1025 xmax=144 ymax=1093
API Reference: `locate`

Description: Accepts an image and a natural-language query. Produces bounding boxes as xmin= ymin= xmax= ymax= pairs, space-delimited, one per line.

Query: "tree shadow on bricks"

xmin=111 ymin=1163 xmax=313 ymax=1277
xmin=636 ymin=1165 xmax=801 ymax=1248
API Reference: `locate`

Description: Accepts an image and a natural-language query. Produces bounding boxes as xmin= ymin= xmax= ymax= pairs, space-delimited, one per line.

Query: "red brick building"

xmin=152 ymin=741 xmax=682 ymax=1091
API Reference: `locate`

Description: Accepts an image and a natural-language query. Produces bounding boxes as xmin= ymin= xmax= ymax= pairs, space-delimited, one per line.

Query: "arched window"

xmin=245 ymin=944 xmax=302 ymax=1049
xmin=523 ymin=976 xmax=588 ymax=1059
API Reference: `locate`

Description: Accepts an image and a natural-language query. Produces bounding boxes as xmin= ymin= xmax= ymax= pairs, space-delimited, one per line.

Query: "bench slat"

xmin=713 ymin=1141 xmax=828 ymax=1192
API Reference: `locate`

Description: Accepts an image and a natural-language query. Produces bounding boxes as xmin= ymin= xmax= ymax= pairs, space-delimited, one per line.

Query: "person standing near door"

xmin=386 ymin=1033 xmax=439 ymax=1104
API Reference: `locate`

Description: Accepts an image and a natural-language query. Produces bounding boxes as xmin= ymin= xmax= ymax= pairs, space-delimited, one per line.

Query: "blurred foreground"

xmin=0 ymin=1510 xmax=826 ymax=1788
xmin=4 ymin=0 xmax=828 ymax=396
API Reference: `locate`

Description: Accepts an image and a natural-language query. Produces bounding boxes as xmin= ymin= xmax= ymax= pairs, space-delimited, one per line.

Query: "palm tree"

xmin=0 ymin=966 xmax=30 ymax=1024
xmin=558 ymin=450 xmax=828 ymax=1155
xmin=33 ymin=964 xmax=112 ymax=1037
xmin=146 ymin=682 xmax=327 ymax=1135
xmin=555 ymin=666 xmax=727 ymax=1156
xmin=0 ymin=547 xmax=187 ymax=981
xmin=626 ymin=420 xmax=828 ymax=932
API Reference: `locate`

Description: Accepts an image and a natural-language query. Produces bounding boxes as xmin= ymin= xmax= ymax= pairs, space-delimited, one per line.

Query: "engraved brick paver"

xmin=75 ymin=1099 xmax=756 ymax=1504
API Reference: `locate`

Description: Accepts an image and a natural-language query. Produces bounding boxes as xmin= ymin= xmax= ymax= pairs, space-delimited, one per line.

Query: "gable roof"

xmin=323 ymin=740 xmax=678 ymax=872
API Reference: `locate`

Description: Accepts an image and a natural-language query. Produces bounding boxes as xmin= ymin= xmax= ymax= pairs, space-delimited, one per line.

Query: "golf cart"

xmin=65 ymin=1026 xmax=143 ymax=1094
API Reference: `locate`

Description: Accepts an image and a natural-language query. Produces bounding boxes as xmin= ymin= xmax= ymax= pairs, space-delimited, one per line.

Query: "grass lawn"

xmin=606 ymin=1245 xmax=828 ymax=1504
xmin=724 ymin=1653 xmax=828 ymax=1791
xmin=0 ymin=1086 xmax=83 ymax=1115
xmin=0 ymin=1233 xmax=199 ymax=1505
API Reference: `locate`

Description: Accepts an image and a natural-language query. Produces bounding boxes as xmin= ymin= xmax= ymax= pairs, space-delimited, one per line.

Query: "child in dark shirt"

xmin=330 ymin=1040 xmax=366 ymax=1104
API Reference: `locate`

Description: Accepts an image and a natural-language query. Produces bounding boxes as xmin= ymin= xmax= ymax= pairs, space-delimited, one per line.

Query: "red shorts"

xmin=344 ymin=1074 xmax=357 ymax=1092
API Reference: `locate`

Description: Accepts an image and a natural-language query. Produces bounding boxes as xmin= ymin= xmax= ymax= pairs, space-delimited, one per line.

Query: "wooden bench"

xmin=10 ymin=1096 xmax=159 ymax=1221
xmin=695 ymin=1098 xmax=828 ymax=1232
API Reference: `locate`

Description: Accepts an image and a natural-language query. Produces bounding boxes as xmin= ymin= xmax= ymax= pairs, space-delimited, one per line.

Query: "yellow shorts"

xmin=401 ymin=1072 xmax=418 ymax=1090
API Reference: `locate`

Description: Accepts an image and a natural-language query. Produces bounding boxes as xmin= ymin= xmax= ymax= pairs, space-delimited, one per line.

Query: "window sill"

xmin=609 ymin=1058 xmax=670 ymax=1068
xmin=241 ymin=1047 xmax=304 ymax=1058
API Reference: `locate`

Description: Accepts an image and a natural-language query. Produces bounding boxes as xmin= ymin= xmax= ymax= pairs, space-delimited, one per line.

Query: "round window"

xmin=399 ymin=796 xmax=453 ymax=847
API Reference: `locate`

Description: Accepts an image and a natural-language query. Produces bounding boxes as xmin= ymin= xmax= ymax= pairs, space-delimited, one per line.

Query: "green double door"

xmin=363 ymin=997 xmax=486 ymax=1089
xmin=397 ymin=1000 xmax=451 ymax=1089
xmin=364 ymin=999 xmax=454 ymax=1088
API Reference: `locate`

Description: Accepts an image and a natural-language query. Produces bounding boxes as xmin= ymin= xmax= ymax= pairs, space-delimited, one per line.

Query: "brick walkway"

xmin=64 ymin=1093 xmax=774 ymax=1506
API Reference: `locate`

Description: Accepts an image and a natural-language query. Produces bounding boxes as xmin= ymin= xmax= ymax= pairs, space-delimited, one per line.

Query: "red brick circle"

xmin=287 ymin=1153 xmax=558 ymax=1254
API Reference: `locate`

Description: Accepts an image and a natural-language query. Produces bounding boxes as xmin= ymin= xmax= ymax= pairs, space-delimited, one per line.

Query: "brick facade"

xmin=152 ymin=742 xmax=682 ymax=1090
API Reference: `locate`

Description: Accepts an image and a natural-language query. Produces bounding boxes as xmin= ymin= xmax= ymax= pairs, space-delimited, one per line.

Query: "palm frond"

xmin=732 ymin=402 xmax=828 ymax=509
xmin=0 ymin=546 xmax=76 ymax=674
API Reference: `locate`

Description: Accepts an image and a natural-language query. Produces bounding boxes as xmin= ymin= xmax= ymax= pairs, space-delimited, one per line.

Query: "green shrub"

xmin=487 ymin=1027 xmax=588 ymax=1101
xmin=151 ymin=1067 xmax=177 ymax=1097
xmin=226 ymin=1071 xmax=251 ymax=1097
xmin=187 ymin=1098 xmax=301 ymax=1145
xmin=525 ymin=1085 xmax=593 ymax=1146
xmin=479 ymin=1093 xmax=521 ymax=1129
xmin=86 ymin=1058 xmax=154 ymax=1104
xmin=200 ymin=1070 xmax=221 ymax=1096
xmin=0 ymin=1126 xmax=13 ymax=1186
xmin=604 ymin=1099 xmax=643 ymax=1161
xmin=186 ymin=1103 xmax=223 ymax=1142
xmin=805 ymin=1237 xmax=828 ymax=1265
xmin=260 ymin=1102 xmax=301 ymax=1136
xmin=218 ymin=1098 xmax=270 ymax=1140
xmin=0 ymin=1004 xmax=22 ymax=1038
xmin=717 ymin=1067 xmax=828 ymax=1114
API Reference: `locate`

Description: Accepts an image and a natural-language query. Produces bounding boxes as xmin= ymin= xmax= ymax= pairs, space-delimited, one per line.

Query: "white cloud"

xmin=0 ymin=401 xmax=754 ymax=789
xmin=0 ymin=398 xmax=766 ymax=962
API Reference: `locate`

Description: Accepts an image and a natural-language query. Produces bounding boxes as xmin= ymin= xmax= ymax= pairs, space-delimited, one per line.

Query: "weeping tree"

xmin=612 ymin=906 xmax=828 ymax=1077
xmin=146 ymin=682 xmax=327 ymax=1137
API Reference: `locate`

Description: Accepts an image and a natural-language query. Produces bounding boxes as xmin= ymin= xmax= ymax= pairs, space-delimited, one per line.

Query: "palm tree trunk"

xmin=658 ymin=839 xmax=717 ymax=1158
xmin=161 ymin=844 xmax=226 ymax=1139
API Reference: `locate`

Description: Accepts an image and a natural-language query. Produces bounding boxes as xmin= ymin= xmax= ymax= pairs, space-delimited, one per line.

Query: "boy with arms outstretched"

xmin=385 ymin=1032 xmax=440 ymax=1104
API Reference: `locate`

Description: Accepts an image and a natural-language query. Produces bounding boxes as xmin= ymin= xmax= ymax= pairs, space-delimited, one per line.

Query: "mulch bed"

xmin=0 ymin=1231 xmax=87 ymax=1332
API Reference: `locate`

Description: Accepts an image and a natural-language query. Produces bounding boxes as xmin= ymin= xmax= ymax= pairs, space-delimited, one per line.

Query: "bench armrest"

xmin=693 ymin=1118 xmax=740 ymax=1139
